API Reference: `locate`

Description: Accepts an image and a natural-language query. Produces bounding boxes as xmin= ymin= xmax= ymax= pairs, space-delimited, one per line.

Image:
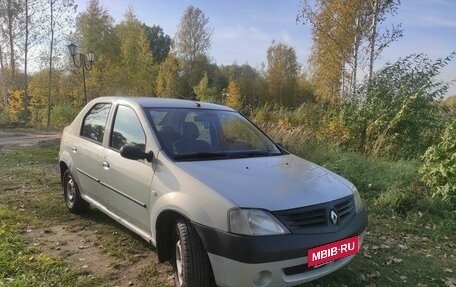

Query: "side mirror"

xmin=120 ymin=144 xmax=154 ymax=162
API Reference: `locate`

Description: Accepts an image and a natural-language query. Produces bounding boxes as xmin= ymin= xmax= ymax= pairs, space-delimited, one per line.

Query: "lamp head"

xmin=86 ymin=51 xmax=95 ymax=64
xmin=67 ymin=43 xmax=77 ymax=57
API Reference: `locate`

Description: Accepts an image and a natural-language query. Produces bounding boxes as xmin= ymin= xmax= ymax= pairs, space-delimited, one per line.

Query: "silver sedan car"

xmin=59 ymin=97 xmax=367 ymax=287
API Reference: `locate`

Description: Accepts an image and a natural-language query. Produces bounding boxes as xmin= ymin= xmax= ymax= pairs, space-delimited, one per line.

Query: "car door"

xmin=72 ymin=102 xmax=112 ymax=204
xmin=100 ymin=104 xmax=153 ymax=233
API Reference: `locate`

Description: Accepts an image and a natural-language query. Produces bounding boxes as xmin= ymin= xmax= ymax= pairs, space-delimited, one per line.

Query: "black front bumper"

xmin=193 ymin=207 xmax=367 ymax=264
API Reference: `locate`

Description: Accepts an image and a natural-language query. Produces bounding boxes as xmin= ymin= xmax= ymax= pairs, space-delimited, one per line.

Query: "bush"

xmin=420 ymin=120 xmax=456 ymax=205
xmin=250 ymin=103 xmax=327 ymax=142
xmin=349 ymin=53 xmax=454 ymax=159
xmin=6 ymin=90 xmax=25 ymax=124
xmin=0 ymin=109 xmax=8 ymax=126
xmin=50 ymin=103 xmax=79 ymax=127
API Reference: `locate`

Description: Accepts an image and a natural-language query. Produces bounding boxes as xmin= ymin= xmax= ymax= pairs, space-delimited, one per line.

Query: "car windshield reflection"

xmin=145 ymin=108 xmax=283 ymax=161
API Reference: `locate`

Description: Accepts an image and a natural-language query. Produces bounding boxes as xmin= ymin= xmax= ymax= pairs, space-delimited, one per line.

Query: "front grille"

xmin=335 ymin=197 xmax=355 ymax=219
xmin=273 ymin=195 xmax=355 ymax=234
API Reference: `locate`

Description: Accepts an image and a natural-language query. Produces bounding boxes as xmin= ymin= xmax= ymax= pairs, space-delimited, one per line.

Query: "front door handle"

xmin=72 ymin=146 xmax=77 ymax=153
xmin=102 ymin=161 xmax=110 ymax=169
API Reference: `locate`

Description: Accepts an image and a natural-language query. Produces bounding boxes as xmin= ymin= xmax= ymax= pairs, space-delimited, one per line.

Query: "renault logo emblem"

xmin=330 ymin=210 xmax=339 ymax=225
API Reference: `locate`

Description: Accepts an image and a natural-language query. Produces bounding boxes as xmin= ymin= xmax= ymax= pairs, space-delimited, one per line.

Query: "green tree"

xmin=29 ymin=70 xmax=50 ymax=126
xmin=156 ymin=53 xmax=184 ymax=98
xmin=115 ymin=8 xmax=155 ymax=96
xmin=175 ymin=5 xmax=213 ymax=63
xmin=142 ymin=24 xmax=171 ymax=63
xmin=219 ymin=64 xmax=262 ymax=106
xmin=0 ymin=0 xmax=22 ymax=86
xmin=0 ymin=0 xmax=25 ymax=114
xmin=226 ymin=80 xmax=242 ymax=110
xmin=193 ymin=72 xmax=216 ymax=102
xmin=296 ymin=71 xmax=316 ymax=103
xmin=266 ymin=41 xmax=300 ymax=106
xmin=29 ymin=69 xmax=77 ymax=126
xmin=75 ymin=0 xmax=118 ymax=99
xmin=298 ymin=0 xmax=402 ymax=102
xmin=298 ymin=0 xmax=359 ymax=103
xmin=175 ymin=5 xmax=213 ymax=96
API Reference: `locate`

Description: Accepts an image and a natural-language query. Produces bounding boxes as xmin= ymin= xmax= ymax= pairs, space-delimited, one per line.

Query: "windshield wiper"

xmin=174 ymin=151 xmax=282 ymax=161
xmin=173 ymin=152 xmax=232 ymax=160
xmin=223 ymin=151 xmax=282 ymax=158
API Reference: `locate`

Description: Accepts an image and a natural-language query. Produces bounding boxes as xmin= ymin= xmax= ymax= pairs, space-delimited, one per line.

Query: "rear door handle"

xmin=102 ymin=161 xmax=110 ymax=169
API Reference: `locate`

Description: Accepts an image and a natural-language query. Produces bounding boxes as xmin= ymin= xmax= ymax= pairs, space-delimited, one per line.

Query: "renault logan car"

xmin=59 ymin=97 xmax=367 ymax=287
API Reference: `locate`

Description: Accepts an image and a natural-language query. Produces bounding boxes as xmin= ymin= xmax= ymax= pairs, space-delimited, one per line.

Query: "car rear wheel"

xmin=63 ymin=170 xmax=89 ymax=213
xmin=173 ymin=218 xmax=214 ymax=287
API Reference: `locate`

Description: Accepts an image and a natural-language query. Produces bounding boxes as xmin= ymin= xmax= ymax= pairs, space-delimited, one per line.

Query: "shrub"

xmin=6 ymin=89 xmax=25 ymax=124
xmin=350 ymin=53 xmax=454 ymax=159
xmin=316 ymin=110 xmax=350 ymax=144
xmin=420 ymin=120 xmax=456 ymax=205
xmin=51 ymin=103 xmax=79 ymax=127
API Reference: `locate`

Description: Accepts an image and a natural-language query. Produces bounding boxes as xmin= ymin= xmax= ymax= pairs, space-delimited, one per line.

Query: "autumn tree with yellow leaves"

xmin=225 ymin=80 xmax=242 ymax=110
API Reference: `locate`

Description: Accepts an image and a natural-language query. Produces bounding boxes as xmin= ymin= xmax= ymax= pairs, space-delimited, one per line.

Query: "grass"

xmin=0 ymin=134 xmax=455 ymax=287
xmin=0 ymin=139 xmax=172 ymax=286
xmin=0 ymin=141 xmax=100 ymax=286
xmin=0 ymin=208 xmax=99 ymax=287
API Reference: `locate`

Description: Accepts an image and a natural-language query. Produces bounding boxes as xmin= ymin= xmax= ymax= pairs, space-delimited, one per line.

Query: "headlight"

xmin=353 ymin=186 xmax=363 ymax=212
xmin=229 ymin=209 xmax=290 ymax=236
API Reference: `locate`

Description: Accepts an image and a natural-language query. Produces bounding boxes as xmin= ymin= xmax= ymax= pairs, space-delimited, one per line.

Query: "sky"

xmin=73 ymin=0 xmax=456 ymax=97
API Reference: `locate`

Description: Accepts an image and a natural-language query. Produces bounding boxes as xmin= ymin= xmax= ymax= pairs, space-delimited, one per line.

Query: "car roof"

xmin=92 ymin=97 xmax=234 ymax=111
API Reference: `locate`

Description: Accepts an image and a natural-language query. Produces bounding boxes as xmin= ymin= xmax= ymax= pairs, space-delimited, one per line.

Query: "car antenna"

xmin=194 ymin=101 xmax=201 ymax=107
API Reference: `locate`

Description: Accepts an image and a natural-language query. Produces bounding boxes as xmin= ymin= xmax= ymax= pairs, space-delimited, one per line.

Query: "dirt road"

xmin=0 ymin=129 xmax=61 ymax=146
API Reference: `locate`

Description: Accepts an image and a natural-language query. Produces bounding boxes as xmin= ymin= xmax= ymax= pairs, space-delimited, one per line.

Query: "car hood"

xmin=176 ymin=154 xmax=354 ymax=211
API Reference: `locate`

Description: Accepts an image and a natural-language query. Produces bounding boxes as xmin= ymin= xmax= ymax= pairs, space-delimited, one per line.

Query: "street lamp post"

xmin=67 ymin=43 xmax=94 ymax=104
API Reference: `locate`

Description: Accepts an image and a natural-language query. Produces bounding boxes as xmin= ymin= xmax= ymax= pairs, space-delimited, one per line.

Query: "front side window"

xmin=81 ymin=103 xmax=112 ymax=143
xmin=110 ymin=105 xmax=145 ymax=151
xmin=145 ymin=108 xmax=282 ymax=161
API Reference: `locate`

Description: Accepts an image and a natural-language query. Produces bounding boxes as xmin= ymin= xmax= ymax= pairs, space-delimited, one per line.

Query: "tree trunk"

xmin=23 ymin=0 xmax=30 ymax=123
xmin=0 ymin=44 xmax=6 ymax=108
xmin=47 ymin=0 xmax=54 ymax=127
xmin=341 ymin=69 xmax=345 ymax=97
xmin=7 ymin=0 xmax=16 ymax=84
xmin=368 ymin=0 xmax=379 ymax=82
xmin=353 ymin=14 xmax=360 ymax=97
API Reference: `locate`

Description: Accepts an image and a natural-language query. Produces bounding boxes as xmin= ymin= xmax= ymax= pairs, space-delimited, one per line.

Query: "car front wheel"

xmin=63 ymin=169 xmax=89 ymax=213
xmin=173 ymin=218 xmax=214 ymax=287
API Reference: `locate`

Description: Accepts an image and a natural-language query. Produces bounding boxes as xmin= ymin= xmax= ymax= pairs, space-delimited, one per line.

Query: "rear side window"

xmin=110 ymin=105 xmax=146 ymax=151
xmin=81 ymin=103 xmax=111 ymax=143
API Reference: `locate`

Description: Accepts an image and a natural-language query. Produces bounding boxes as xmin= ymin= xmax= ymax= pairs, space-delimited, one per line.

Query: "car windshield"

xmin=144 ymin=108 xmax=282 ymax=161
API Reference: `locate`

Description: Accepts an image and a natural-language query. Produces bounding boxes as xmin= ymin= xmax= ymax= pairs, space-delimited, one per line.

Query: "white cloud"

xmin=424 ymin=16 xmax=456 ymax=28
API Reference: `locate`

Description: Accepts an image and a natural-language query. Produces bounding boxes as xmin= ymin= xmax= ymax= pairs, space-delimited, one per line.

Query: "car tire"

xmin=173 ymin=218 xmax=214 ymax=287
xmin=63 ymin=169 xmax=90 ymax=213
